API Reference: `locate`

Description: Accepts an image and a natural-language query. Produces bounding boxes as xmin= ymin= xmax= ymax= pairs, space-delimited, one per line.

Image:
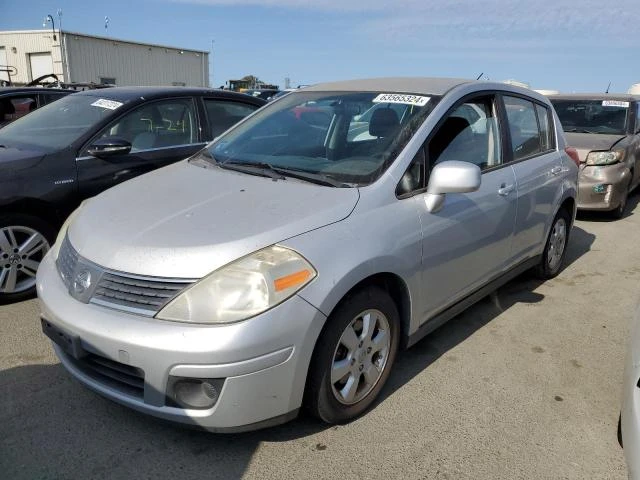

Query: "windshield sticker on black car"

xmin=372 ymin=93 xmax=430 ymax=106
xmin=602 ymin=100 xmax=629 ymax=108
xmin=91 ymin=99 xmax=123 ymax=110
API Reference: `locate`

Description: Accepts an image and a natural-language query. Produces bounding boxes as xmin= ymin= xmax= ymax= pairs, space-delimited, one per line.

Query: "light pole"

xmin=43 ymin=14 xmax=57 ymax=41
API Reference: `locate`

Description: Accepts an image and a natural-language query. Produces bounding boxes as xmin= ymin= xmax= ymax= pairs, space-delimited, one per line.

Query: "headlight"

xmin=156 ymin=245 xmax=317 ymax=324
xmin=585 ymin=150 xmax=624 ymax=166
xmin=50 ymin=204 xmax=84 ymax=259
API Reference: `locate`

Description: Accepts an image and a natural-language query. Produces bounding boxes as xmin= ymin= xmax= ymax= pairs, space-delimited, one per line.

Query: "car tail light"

xmin=565 ymin=147 xmax=580 ymax=167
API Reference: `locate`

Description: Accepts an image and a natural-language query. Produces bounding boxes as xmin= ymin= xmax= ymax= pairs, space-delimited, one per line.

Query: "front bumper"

xmin=621 ymin=308 xmax=640 ymax=479
xmin=577 ymin=163 xmax=630 ymax=211
xmin=36 ymin=252 xmax=327 ymax=431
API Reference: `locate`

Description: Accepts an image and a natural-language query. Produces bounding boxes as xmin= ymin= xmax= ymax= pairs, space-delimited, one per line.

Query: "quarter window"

xmin=97 ymin=99 xmax=197 ymax=152
xmin=535 ymin=104 xmax=553 ymax=151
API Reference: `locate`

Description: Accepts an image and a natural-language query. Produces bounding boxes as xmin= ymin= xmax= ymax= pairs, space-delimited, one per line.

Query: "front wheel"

xmin=534 ymin=209 xmax=571 ymax=280
xmin=306 ymin=287 xmax=400 ymax=424
xmin=0 ymin=214 xmax=54 ymax=304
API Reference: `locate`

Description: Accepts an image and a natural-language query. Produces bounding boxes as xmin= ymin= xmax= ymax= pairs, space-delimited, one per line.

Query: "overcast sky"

xmin=3 ymin=0 xmax=639 ymax=92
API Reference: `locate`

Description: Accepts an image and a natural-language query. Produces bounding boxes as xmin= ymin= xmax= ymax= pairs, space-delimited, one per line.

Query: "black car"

xmin=0 ymin=87 xmax=75 ymax=128
xmin=0 ymin=86 xmax=265 ymax=301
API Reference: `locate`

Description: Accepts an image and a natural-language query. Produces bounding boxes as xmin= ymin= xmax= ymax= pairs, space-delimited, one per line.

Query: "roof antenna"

xmin=605 ymin=81 xmax=611 ymax=94
xmin=476 ymin=72 xmax=484 ymax=80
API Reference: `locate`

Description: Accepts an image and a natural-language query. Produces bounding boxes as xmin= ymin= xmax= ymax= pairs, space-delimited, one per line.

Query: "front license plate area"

xmin=41 ymin=317 xmax=87 ymax=359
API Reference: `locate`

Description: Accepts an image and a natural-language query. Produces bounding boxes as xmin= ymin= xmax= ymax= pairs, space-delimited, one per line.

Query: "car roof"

xmin=304 ymin=77 xmax=473 ymax=96
xmin=548 ymin=93 xmax=640 ymax=102
xmin=71 ymin=86 xmax=267 ymax=104
xmin=0 ymin=87 xmax=76 ymax=95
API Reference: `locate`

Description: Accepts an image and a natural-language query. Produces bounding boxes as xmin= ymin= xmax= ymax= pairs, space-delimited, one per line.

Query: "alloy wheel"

xmin=330 ymin=309 xmax=391 ymax=405
xmin=547 ymin=218 xmax=567 ymax=272
xmin=0 ymin=226 xmax=50 ymax=294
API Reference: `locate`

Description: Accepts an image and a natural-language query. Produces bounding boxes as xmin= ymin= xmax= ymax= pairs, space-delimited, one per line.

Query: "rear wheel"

xmin=0 ymin=214 xmax=54 ymax=303
xmin=534 ymin=209 xmax=570 ymax=279
xmin=306 ymin=287 xmax=400 ymax=424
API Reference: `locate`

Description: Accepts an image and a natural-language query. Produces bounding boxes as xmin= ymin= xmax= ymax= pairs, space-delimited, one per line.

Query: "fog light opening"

xmin=166 ymin=377 xmax=225 ymax=410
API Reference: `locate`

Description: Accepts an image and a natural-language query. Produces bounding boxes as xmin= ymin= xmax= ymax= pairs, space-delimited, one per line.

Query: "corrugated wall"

xmin=63 ymin=33 xmax=208 ymax=87
xmin=0 ymin=31 xmax=65 ymax=84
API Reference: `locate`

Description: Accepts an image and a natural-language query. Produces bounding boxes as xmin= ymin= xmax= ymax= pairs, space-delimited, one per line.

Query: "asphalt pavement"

xmin=2 ymin=194 xmax=639 ymax=479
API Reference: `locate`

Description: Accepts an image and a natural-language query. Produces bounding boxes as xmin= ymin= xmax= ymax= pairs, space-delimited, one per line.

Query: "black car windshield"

xmin=202 ymin=91 xmax=436 ymax=186
xmin=551 ymin=99 xmax=629 ymax=135
xmin=0 ymin=93 xmax=123 ymax=151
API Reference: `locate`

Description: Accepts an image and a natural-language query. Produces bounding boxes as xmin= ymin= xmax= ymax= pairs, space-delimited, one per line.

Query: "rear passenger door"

xmin=202 ymin=98 xmax=261 ymax=141
xmin=502 ymin=95 xmax=563 ymax=264
xmin=416 ymin=94 xmax=518 ymax=318
xmin=76 ymin=97 xmax=206 ymax=199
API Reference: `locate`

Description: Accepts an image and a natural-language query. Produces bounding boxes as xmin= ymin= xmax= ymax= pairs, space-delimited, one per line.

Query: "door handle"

xmin=550 ymin=166 xmax=563 ymax=175
xmin=498 ymin=183 xmax=515 ymax=196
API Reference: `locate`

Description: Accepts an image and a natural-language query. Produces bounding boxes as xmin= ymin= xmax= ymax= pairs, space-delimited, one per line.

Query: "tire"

xmin=305 ymin=287 xmax=400 ymax=424
xmin=0 ymin=214 xmax=55 ymax=304
xmin=534 ymin=208 xmax=571 ymax=280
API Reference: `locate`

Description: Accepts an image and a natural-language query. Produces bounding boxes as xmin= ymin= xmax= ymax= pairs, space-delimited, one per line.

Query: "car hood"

xmin=564 ymin=133 xmax=628 ymax=162
xmin=68 ymin=160 xmax=360 ymax=278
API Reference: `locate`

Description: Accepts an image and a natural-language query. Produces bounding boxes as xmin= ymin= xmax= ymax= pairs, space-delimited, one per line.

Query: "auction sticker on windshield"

xmin=602 ymin=100 xmax=629 ymax=108
xmin=91 ymin=99 xmax=123 ymax=110
xmin=373 ymin=93 xmax=430 ymax=106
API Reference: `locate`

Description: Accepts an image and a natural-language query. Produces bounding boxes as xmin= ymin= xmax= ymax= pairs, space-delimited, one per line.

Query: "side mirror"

xmin=425 ymin=161 xmax=481 ymax=213
xmin=87 ymin=137 xmax=132 ymax=158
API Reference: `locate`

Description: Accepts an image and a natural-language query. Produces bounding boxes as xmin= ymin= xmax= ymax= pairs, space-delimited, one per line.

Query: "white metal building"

xmin=0 ymin=30 xmax=209 ymax=87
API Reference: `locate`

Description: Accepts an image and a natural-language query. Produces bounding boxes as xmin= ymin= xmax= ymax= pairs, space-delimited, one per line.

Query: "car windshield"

xmin=201 ymin=91 xmax=436 ymax=186
xmin=0 ymin=93 xmax=122 ymax=151
xmin=550 ymin=99 xmax=629 ymax=135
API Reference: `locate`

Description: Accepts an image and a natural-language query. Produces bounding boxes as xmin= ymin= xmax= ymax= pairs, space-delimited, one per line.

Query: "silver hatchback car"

xmin=37 ymin=78 xmax=578 ymax=431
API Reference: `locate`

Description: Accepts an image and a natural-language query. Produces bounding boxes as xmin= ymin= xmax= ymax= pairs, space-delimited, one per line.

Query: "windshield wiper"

xmin=266 ymin=166 xmax=354 ymax=188
xmin=218 ymin=160 xmax=286 ymax=181
xmin=564 ymin=127 xmax=597 ymax=134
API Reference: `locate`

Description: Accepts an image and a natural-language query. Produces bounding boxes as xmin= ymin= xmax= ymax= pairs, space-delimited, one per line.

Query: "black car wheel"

xmin=306 ymin=287 xmax=400 ymax=424
xmin=0 ymin=214 xmax=54 ymax=303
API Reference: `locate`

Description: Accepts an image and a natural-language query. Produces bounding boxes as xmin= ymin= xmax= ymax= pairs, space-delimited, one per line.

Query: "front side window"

xmin=202 ymin=91 xmax=437 ymax=186
xmin=205 ymin=99 xmax=259 ymax=138
xmin=430 ymin=96 xmax=502 ymax=171
xmin=550 ymin=98 xmax=629 ymax=135
xmin=96 ymin=98 xmax=197 ymax=152
xmin=503 ymin=96 xmax=543 ymax=161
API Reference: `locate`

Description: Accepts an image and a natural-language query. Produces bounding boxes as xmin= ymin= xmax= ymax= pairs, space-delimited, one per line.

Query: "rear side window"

xmin=205 ymin=99 xmax=259 ymax=139
xmin=503 ymin=96 xmax=548 ymax=160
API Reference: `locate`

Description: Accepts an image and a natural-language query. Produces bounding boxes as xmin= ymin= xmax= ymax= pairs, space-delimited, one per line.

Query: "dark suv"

xmin=0 ymin=87 xmax=75 ymax=128
xmin=0 ymin=86 xmax=265 ymax=301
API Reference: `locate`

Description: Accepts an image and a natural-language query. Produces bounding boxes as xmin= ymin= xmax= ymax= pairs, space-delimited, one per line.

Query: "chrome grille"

xmin=55 ymin=234 xmax=194 ymax=316
xmin=92 ymin=272 xmax=192 ymax=315
xmin=56 ymin=235 xmax=79 ymax=287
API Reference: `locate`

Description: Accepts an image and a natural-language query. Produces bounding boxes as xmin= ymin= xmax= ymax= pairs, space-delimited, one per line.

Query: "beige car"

xmin=549 ymin=94 xmax=640 ymax=218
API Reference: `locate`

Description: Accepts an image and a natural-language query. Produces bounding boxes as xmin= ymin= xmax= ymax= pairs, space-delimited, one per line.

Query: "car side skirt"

xmin=405 ymin=255 xmax=541 ymax=349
